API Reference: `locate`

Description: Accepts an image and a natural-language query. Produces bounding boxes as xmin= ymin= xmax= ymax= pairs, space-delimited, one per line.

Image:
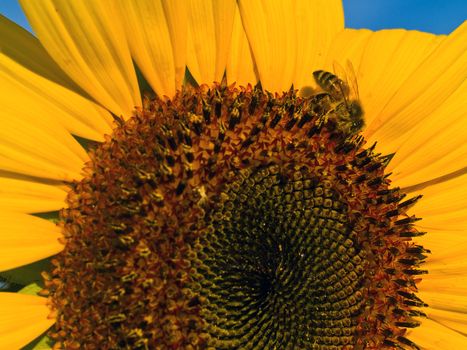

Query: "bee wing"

xmin=331 ymin=61 xmax=350 ymax=100
xmin=345 ymin=60 xmax=360 ymax=101
xmin=332 ymin=60 xmax=360 ymax=101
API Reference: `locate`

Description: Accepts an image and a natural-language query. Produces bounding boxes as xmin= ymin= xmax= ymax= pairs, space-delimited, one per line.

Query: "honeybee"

xmin=313 ymin=62 xmax=364 ymax=139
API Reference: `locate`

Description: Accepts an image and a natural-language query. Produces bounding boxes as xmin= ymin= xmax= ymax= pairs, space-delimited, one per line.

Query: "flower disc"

xmin=46 ymin=84 xmax=427 ymax=349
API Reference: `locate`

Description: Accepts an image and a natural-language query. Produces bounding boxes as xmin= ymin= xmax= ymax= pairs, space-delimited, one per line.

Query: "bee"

xmin=313 ymin=62 xmax=364 ymax=139
xmin=305 ymin=92 xmax=334 ymax=137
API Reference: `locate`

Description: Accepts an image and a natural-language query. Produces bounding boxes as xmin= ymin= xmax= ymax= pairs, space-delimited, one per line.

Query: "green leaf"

xmin=33 ymin=211 xmax=60 ymax=224
xmin=184 ymin=67 xmax=199 ymax=87
xmin=18 ymin=282 xmax=43 ymax=296
xmin=0 ymin=258 xmax=51 ymax=287
xmin=134 ymin=60 xmax=154 ymax=97
xmin=72 ymin=135 xmax=101 ymax=152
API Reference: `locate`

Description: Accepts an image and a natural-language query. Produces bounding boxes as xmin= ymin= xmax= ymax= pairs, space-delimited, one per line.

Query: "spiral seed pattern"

xmin=193 ymin=165 xmax=368 ymax=349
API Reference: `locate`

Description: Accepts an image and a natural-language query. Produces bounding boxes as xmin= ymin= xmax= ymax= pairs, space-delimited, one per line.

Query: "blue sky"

xmin=0 ymin=0 xmax=466 ymax=35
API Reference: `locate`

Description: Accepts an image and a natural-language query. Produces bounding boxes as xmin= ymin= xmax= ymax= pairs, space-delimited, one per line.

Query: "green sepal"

xmin=0 ymin=258 xmax=51 ymax=287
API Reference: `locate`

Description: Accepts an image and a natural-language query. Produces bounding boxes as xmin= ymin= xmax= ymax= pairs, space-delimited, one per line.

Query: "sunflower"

xmin=0 ymin=0 xmax=466 ymax=349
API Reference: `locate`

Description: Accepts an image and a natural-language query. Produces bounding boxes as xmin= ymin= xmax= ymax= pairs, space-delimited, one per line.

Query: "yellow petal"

xmin=0 ymin=212 xmax=62 ymax=272
xmin=324 ymin=28 xmax=373 ymax=74
xmin=409 ymin=173 xmax=467 ymax=215
xmin=0 ymin=16 xmax=112 ymax=141
xmin=418 ymin=291 xmax=467 ymax=314
xmin=20 ymin=0 xmax=142 ymax=117
xmin=408 ymin=318 xmax=467 ymax=349
xmin=427 ymin=263 xmax=467 ymax=285
xmin=186 ymin=0 xmax=236 ymax=84
xmin=426 ymin=308 xmax=467 ymax=336
xmin=420 ymin=275 xmax=467 ymax=298
xmin=355 ymin=29 xmax=441 ymax=129
xmin=405 ymin=174 xmax=467 ymax=234
xmin=414 ymin=235 xmax=467 ymax=285
xmin=0 ymin=177 xmax=67 ymax=213
xmin=1 ymin=55 xmax=113 ymax=141
xmin=424 ymin=243 xmax=467 ymax=269
xmin=237 ymin=0 xmax=297 ymax=93
xmin=422 ymin=254 xmax=467 ymax=302
xmin=415 ymin=228 xmax=467 ymax=267
xmin=293 ymin=0 xmax=344 ymax=89
xmin=419 ymin=233 xmax=467 ymax=283
xmin=417 ymin=208 xmax=467 ymax=231
xmin=388 ymin=80 xmax=467 ymax=188
xmin=365 ymin=21 xmax=467 ymax=156
xmin=117 ymin=0 xmax=187 ymax=97
xmin=226 ymin=5 xmax=257 ymax=87
xmin=239 ymin=0 xmax=344 ymax=92
xmin=0 ymin=293 xmax=54 ymax=350
xmin=0 ymin=96 xmax=87 ymax=181
xmin=0 ymin=15 xmax=81 ymax=95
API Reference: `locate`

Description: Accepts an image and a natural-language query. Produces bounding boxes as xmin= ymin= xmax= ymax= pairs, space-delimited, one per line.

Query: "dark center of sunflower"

xmin=46 ymin=83 xmax=428 ymax=350
xmin=192 ymin=166 xmax=366 ymax=349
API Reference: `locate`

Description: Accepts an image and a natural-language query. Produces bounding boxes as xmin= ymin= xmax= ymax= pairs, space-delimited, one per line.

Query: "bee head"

xmin=348 ymin=102 xmax=364 ymax=133
xmin=348 ymin=101 xmax=363 ymax=118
